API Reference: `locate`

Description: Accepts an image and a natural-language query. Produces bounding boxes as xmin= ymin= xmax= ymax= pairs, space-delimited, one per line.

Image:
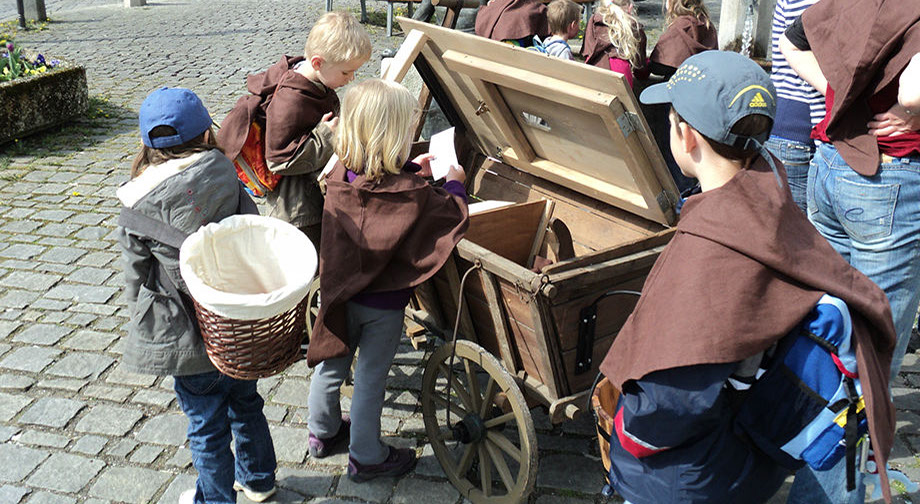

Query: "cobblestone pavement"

xmin=1 ymin=1 xmax=919 ymax=503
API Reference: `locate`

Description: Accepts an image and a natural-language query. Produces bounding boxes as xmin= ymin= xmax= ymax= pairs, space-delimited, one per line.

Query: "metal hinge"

xmin=656 ymin=190 xmax=679 ymax=212
xmin=616 ymin=111 xmax=644 ymax=138
xmin=475 ymin=100 xmax=490 ymax=116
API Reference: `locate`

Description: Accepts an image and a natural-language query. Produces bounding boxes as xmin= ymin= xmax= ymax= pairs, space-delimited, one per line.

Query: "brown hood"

xmin=306 ymin=163 xmax=469 ymax=365
xmin=475 ymin=0 xmax=549 ymax=42
xmin=580 ymin=11 xmax=647 ymax=70
xmin=649 ymin=16 xmax=718 ymax=69
xmin=803 ymin=0 xmax=920 ymax=175
xmin=600 ymin=156 xmax=896 ymax=500
xmin=217 ymin=55 xmax=338 ymax=162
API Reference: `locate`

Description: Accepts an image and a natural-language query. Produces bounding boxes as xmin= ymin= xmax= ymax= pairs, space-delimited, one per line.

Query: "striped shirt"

xmin=771 ymin=0 xmax=826 ymax=129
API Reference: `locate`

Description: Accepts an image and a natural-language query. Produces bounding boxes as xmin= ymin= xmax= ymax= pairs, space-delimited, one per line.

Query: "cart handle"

xmin=445 ymin=261 xmax=482 ymax=430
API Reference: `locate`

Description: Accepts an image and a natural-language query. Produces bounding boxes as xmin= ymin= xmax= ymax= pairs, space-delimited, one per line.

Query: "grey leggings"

xmin=307 ymin=301 xmax=404 ymax=465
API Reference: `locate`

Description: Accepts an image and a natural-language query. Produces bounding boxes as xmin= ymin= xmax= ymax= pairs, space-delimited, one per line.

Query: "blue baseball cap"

xmin=640 ymin=51 xmax=776 ymax=148
xmin=139 ymin=87 xmax=213 ymax=148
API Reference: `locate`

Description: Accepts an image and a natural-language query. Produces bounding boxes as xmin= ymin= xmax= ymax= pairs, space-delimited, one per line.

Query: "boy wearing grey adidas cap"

xmin=596 ymin=51 xmax=896 ymax=504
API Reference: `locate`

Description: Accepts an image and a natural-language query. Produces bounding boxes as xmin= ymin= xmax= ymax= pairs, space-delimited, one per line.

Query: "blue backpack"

xmin=730 ymin=294 xmax=868 ymax=490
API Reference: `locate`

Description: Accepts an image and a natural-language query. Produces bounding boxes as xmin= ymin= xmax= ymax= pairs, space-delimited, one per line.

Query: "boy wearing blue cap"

xmin=118 ymin=87 xmax=277 ymax=504
xmin=597 ymin=51 xmax=897 ymax=504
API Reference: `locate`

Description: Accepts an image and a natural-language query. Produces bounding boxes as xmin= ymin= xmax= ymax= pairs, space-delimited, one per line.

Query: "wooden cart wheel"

xmin=304 ymin=277 xmax=321 ymax=339
xmin=421 ymin=340 xmax=537 ymax=504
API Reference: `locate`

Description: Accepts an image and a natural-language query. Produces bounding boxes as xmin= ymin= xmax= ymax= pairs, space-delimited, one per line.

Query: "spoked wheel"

xmin=305 ymin=277 xmax=321 ymax=339
xmin=421 ymin=340 xmax=537 ymax=504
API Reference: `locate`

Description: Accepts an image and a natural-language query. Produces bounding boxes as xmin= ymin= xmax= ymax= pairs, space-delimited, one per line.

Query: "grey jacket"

xmin=264 ymin=122 xmax=334 ymax=229
xmin=117 ymin=149 xmax=246 ymax=376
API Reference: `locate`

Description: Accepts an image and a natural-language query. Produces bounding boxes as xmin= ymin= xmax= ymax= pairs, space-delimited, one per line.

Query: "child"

xmin=648 ymin=0 xmax=717 ymax=79
xmin=304 ymin=79 xmax=469 ymax=481
xmin=580 ymin=0 xmax=648 ymax=87
xmin=218 ymin=11 xmax=371 ymax=247
xmin=540 ymin=0 xmax=581 ymax=60
xmin=599 ymin=52 xmax=896 ymax=504
xmin=117 ymin=87 xmax=277 ymax=504
xmin=475 ymin=0 xmax=550 ymax=47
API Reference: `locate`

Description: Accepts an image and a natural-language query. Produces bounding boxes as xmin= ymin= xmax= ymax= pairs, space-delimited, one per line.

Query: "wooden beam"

xmin=382 ymin=30 xmax=429 ymax=83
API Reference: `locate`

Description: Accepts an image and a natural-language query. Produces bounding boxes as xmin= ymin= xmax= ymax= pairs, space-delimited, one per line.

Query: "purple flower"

xmin=5 ymin=42 xmax=12 ymax=51
xmin=49 ymin=59 xmax=60 ymax=67
xmin=35 ymin=53 xmax=45 ymax=65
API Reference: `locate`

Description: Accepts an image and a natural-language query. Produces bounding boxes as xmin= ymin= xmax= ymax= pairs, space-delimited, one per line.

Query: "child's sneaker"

xmin=178 ymin=488 xmax=196 ymax=504
xmin=232 ymin=481 xmax=277 ymax=502
xmin=347 ymin=446 xmax=417 ymax=482
xmin=308 ymin=415 xmax=351 ymax=458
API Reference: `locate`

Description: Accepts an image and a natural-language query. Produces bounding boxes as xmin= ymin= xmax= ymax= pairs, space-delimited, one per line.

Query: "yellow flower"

xmin=2 ymin=67 xmax=8 ymax=75
xmin=37 ymin=65 xmax=46 ymax=72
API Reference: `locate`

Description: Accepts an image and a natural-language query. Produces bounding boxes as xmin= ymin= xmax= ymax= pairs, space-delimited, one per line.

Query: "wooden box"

xmin=391 ymin=18 xmax=679 ymax=419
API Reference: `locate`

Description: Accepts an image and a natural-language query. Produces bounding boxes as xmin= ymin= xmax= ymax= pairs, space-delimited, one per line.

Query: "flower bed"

xmin=1 ymin=41 xmax=88 ymax=145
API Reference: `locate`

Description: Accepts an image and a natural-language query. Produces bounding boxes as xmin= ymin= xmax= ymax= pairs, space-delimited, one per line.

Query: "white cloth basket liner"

xmin=179 ymin=214 xmax=317 ymax=320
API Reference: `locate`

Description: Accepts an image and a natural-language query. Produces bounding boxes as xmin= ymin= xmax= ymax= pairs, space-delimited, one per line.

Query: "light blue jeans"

xmin=765 ymin=136 xmax=815 ymax=213
xmin=788 ymin=142 xmax=920 ymax=504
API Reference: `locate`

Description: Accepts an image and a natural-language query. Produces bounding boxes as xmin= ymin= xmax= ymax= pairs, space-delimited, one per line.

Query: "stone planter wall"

xmin=0 ymin=63 xmax=89 ymax=145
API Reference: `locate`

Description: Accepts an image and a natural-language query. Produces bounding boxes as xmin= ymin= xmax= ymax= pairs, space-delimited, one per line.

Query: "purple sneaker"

xmin=308 ymin=415 xmax=350 ymax=458
xmin=347 ymin=446 xmax=417 ymax=482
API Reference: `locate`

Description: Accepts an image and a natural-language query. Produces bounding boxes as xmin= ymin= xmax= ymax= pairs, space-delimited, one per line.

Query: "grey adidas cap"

xmin=640 ymin=51 xmax=776 ymax=148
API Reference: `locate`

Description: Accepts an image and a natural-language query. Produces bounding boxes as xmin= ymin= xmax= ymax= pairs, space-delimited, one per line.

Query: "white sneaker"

xmin=233 ymin=481 xmax=277 ymax=502
xmin=178 ymin=488 xmax=196 ymax=504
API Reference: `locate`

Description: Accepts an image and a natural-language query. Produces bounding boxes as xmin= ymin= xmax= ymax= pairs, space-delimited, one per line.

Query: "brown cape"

xmin=803 ymin=0 xmax=920 ymax=175
xmin=306 ymin=163 xmax=469 ymax=365
xmin=474 ymin=0 xmax=549 ymax=42
xmin=649 ymin=15 xmax=718 ymax=69
xmin=217 ymin=55 xmax=339 ymax=163
xmin=600 ymin=156 xmax=896 ymax=501
xmin=580 ymin=11 xmax=648 ymax=70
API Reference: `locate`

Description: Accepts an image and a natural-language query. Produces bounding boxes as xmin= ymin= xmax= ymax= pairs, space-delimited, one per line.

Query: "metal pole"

xmin=16 ymin=0 xmax=27 ymax=28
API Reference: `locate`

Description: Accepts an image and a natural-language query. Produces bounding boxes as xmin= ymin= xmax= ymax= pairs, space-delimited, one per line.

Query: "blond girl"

xmin=305 ymin=79 xmax=468 ymax=482
xmin=581 ymin=0 xmax=648 ymax=86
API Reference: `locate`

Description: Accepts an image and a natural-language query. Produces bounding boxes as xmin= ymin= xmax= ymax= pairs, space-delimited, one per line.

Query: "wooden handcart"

xmin=379 ymin=19 xmax=681 ymax=504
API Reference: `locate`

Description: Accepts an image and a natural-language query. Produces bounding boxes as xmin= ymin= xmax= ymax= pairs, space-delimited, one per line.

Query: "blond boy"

xmin=218 ymin=11 xmax=371 ymax=246
xmin=544 ymin=0 xmax=581 ymax=60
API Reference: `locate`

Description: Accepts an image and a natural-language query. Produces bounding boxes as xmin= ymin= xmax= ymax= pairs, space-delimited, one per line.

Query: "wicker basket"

xmin=591 ymin=377 xmax=620 ymax=480
xmin=194 ymin=296 xmax=308 ymax=380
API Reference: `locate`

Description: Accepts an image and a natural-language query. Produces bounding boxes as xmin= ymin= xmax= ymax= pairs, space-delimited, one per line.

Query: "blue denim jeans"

xmin=174 ymin=371 xmax=277 ymax=504
xmin=807 ymin=142 xmax=920 ymax=380
xmin=765 ymin=136 xmax=815 ymax=213
xmin=788 ymin=142 xmax=920 ymax=504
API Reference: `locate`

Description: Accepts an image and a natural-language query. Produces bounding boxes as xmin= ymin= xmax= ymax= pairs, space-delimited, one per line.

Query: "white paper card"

xmin=429 ymin=127 xmax=458 ymax=181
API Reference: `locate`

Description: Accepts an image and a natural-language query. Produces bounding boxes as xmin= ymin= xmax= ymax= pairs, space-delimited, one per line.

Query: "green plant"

xmin=1 ymin=40 xmax=60 ymax=82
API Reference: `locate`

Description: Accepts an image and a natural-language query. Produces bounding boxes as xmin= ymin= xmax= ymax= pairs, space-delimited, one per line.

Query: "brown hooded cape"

xmin=474 ymin=0 xmax=549 ymax=42
xmin=580 ymin=11 xmax=648 ymax=70
xmin=802 ymin=0 xmax=920 ymax=175
xmin=600 ymin=157 xmax=897 ymax=501
xmin=649 ymin=15 xmax=718 ymax=69
xmin=217 ymin=55 xmax=339 ymax=163
xmin=306 ymin=163 xmax=469 ymax=365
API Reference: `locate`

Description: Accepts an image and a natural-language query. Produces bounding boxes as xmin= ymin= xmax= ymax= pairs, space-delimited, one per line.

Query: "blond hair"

xmin=336 ymin=79 xmax=418 ymax=183
xmin=305 ymin=11 xmax=372 ymax=64
xmin=547 ymin=0 xmax=580 ymax=35
xmin=597 ymin=0 xmax=643 ymax=68
xmin=665 ymin=0 xmax=711 ymax=28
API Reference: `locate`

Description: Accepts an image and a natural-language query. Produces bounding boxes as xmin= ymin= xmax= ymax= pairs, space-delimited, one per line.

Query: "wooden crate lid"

xmin=390 ymin=18 xmax=680 ymax=226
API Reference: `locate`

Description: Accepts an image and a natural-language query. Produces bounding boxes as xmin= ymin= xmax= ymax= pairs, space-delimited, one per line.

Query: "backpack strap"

xmin=118 ymin=206 xmax=198 ymax=332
